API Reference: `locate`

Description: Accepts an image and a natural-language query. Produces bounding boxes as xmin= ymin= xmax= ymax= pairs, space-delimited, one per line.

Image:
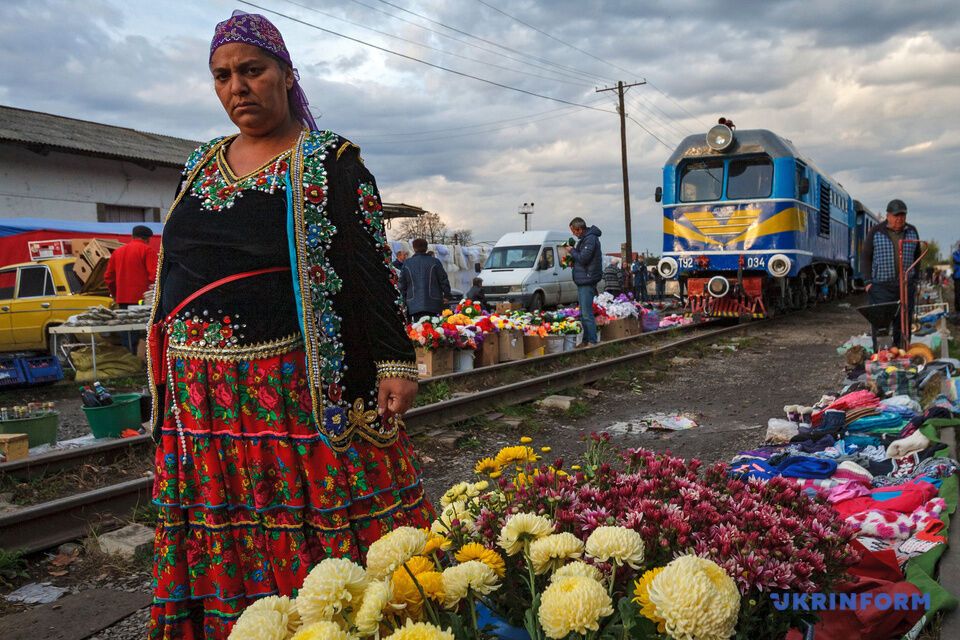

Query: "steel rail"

xmin=403 ymin=321 xmax=761 ymax=433
xmin=1 ymin=320 xmax=708 ymax=482
xmin=0 ymin=475 xmax=154 ymax=553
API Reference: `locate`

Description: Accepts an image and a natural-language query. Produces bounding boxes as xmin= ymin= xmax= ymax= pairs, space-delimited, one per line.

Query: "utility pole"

xmin=596 ymin=80 xmax=645 ymax=264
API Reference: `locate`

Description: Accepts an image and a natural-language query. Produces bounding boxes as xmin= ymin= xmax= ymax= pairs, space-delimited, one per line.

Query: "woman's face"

xmin=210 ymin=43 xmax=294 ymax=136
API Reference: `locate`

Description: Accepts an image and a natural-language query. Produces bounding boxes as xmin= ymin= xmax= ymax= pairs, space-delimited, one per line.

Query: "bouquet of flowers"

xmin=407 ymin=320 xmax=451 ymax=351
xmin=456 ymin=300 xmax=484 ymax=319
xmin=230 ymin=436 xmax=858 ymax=640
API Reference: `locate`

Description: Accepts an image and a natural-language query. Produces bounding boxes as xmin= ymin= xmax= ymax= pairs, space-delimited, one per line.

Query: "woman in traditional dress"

xmin=148 ymin=11 xmax=433 ymax=638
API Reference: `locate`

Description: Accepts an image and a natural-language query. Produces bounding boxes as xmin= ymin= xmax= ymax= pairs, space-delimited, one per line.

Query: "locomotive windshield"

xmin=679 ymin=161 xmax=723 ymax=202
xmin=727 ymin=158 xmax=773 ymax=199
xmin=678 ymin=155 xmax=773 ymax=202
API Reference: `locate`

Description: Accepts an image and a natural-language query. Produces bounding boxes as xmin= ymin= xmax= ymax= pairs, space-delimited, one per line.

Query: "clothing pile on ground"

xmin=730 ymin=366 xmax=959 ymax=638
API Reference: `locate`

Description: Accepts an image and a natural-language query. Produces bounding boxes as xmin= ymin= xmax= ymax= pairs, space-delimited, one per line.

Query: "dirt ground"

xmin=414 ymin=298 xmax=869 ymax=500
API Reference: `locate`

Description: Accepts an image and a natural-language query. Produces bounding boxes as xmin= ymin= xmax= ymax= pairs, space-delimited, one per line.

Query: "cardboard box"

xmin=495 ymin=302 xmax=520 ymax=315
xmin=498 ymin=329 xmax=525 ymax=362
xmin=476 ymin=337 xmax=499 ymax=367
xmin=523 ymin=334 xmax=546 ymax=358
xmin=73 ymin=255 xmax=96 ymax=283
xmin=602 ymin=318 xmax=629 ymax=341
xmin=136 ymin=338 xmax=147 ymax=362
xmin=0 ymin=433 xmax=29 ymax=463
xmin=415 ymin=347 xmax=454 ymax=378
xmin=623 ymin=317 xmax=641 ymax=336
xmin=81 ymin=238 xmax=122 ymax=267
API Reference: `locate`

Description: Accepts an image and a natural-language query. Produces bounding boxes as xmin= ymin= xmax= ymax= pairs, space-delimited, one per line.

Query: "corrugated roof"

xmin=0 ymin=105 xmax=200 ymax=168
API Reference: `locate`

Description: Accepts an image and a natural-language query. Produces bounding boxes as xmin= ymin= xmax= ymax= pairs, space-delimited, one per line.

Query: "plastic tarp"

xmin=0 ymin=218 xmax=163 ymax=267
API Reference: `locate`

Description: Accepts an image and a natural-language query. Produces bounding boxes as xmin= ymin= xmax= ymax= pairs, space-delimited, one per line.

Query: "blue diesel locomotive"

xmin=656 ymin=119 xmax=880 ymax=318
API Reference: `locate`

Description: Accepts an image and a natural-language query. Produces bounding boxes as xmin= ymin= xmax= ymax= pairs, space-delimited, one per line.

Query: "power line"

xmin=624 ymin=94 xmax=689 ymax=144
xmin=626 ymin=114 xmax=675 ymax=150
xmin=372 ymin=0 xmax=612 ymax=85
xmin=345 ymin=0 xmax=601 ymax=86
xmin=237 ymin=1 xmax=617 ymax=115
xmin=629 ymin=92 xmax=695 ymax=138
xmin=278 ymin=0 xmax=591 ymax=88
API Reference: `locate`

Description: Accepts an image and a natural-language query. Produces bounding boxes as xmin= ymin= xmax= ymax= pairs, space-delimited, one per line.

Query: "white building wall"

xmin=0 ymin=143 xmax=184 ymax=220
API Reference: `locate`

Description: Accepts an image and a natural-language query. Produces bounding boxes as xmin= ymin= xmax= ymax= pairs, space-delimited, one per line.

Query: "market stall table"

xmin=48 ymin=323 xmax=146 ymax=379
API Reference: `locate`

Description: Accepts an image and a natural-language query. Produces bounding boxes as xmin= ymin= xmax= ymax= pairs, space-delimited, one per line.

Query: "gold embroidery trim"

xmin=167 ymin=334 xmax=303 ymax=362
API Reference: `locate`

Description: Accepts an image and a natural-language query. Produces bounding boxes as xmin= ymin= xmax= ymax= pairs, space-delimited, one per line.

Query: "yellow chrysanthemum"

xmin=383 ymin=619 xmax=455 ymax=640
xmin=494 ymin=445 xmax=539 ymax=466
xmin=354 ymin=579 xmax=394 ymax=636
xmin=529 ymin=532 xmax=585 ymax=575
xmin=367 ymin=527 xmax=428 ymax=579
xmin=537 ymin=575 xmax=613 ymax=639
xmin=430 ymin=500 xmax=475 ymax=536
xmin=647 ymin=555 xmax=740 ymax=640
xmin=391 ymin=558 xmax=444 ymax=617
xmin=421 ymin=530 xmax=452 ymax=556
xmin=497 ymin=512 xmax=555 ymax=556
xmin=289 ymin=621 xmax=352 ymax=640
xmin=632 ymin=567 xmax=667 ymax=633
xmin=584 ymin=526 xmax=645 ymax=569
xmin=441 ymin=560 xmax=501 ymax=608
xmin=229 ymin=595 xmax=300 ymax=640
xmin=474 ymin=457 xmax=501 ymax=475
xmin=297 ymin=558 xmax=368 ymax=625
xmin=551 ymin=561 xmax=603 ymax=584
xmin=454 ymin=543 xmax=506 ymax=577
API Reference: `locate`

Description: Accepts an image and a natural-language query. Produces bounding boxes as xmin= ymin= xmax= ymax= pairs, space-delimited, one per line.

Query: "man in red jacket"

xmin=104 ymin=226 xmax=158 ymax=307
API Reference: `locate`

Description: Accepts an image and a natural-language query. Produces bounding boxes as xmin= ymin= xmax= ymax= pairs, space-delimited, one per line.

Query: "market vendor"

xmin=103 ymin=225 xmax=157 ymax=307
xmin=860 ymin=199 xmax=920 ymax=349
xmin=147 ymin=11 xmax=433 ymax=638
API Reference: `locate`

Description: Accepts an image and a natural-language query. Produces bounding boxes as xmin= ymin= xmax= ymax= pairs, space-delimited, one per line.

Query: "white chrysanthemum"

xmin=441 ymin=560 xmax=501 ymax=608
xmin=353 ymin=579 xmax=394 ymax=636
xmin=529 ymin=532 xmax=585 ymax=574
xmin=551 ymin=561 xmax=603 ymax=584
xmin=584 ymin=526 xmax=645 ymax=568
xmin=366 ymin=527 xmax=428 ymax=579
xmin=289 ymin=620 xmax=353 ymax=640
xmin=647 ymin=555 xmax=740 ymax=640
xmin=383 ymin=619 xmax=456 ymax=640
xmin=229 ymin=595 xmax=300 ymax=640
xmin=297 ymin=558 xmax=368 ymax=625
xmin=497 ymin=512 xmax=555 ymax=556
xmin=430 ymin=500 xmax=475 ymax=536
xmin=537 ymin=575 xmax=614 ymax=639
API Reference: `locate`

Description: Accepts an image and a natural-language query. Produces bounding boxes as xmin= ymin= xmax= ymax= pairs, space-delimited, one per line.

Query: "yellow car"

xmin=0 ymin=258 xmax=114 ymax=353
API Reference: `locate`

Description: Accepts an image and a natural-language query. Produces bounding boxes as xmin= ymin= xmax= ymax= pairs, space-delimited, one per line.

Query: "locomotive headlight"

xmin=706 ymin=124 xmax=735 ymax=152
xmin=768 ymin=254 xmax=792 ymax=278
xmin=707 ymin=276 xmax=731 ymax=298
xmin=658 ymin=257 xmax=678 ymax=278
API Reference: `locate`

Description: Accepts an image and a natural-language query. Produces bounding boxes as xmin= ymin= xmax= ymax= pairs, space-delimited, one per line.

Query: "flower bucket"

xmin=544 ymin=335 xmax=565 ymax=354
xmin=476 ymin=603 xmax=530 ymax=640
xmin=455 ymin=350 xmax=475 ymax=372
xmin=562 ymin=334 xmax=577 ymax=351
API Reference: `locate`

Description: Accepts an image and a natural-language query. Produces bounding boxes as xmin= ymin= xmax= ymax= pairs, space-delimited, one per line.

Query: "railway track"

xmin=0 ymin=316 xmax=760 ymax=553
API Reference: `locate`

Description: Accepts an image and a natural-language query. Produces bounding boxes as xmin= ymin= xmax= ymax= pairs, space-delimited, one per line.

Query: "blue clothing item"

xmin=399 ymin=252 xmax=451 ymax=317
xmin=577 ymin=284 xmax=599 ymax=343
xmin=775 ymin=456 xmax=838 ymax=479
xmin=729 ymin=457 xmax=778 ymax=481
xmin=570 ymin=225 xmax=603 ymax=286
xmin=847 ymin=411 xmax=906 ymax=433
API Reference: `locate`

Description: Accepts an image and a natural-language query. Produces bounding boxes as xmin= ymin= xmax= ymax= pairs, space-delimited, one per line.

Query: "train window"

xmin=727 ymin=158 xmax=773 ymax=199
xmin=679 ymin=161 xmax=723 ymax=202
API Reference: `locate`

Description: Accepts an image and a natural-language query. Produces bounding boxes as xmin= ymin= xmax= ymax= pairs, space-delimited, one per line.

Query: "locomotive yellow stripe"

xmin=663 ymin=218 xmax=721 ymax=247
xmin=728 ymin=207 xmax=804 ymax=246
xmin=685 ymin=209 xmax=761 ymax=237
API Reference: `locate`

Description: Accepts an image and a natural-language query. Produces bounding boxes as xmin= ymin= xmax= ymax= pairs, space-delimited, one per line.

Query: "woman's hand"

xmin=378 ymin=377 xmax=419 ymax=418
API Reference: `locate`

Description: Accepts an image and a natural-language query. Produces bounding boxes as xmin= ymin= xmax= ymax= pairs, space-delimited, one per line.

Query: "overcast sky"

xmin=2 ymin=0 xmax=958 ymax=255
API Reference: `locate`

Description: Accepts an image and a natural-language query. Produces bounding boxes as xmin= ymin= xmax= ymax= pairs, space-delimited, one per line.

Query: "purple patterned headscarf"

xmin=210 ymin=10 xmax=318 ymax=131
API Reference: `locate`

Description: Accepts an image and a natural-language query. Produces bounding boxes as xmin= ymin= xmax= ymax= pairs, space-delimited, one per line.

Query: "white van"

xmin=478 ymin=230 xmax=578 ymax=310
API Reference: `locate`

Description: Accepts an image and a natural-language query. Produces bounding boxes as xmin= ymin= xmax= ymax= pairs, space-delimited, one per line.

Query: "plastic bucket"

xmin=562 ymin=335 xmax=577 ymax=351
xmin=454 ymin=350 xmax=475 ymax=372
xmin=0 ymin=412 xmax=59 ymax=447
xmin=545 ymin=336 xmax=565 ymax=354
xmin=82 ymin=393 xmax=142 ymax=438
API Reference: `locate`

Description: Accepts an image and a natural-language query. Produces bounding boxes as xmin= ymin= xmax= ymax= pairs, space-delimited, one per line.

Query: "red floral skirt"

xmin=149 ymin=348 xmax=434 ymax=639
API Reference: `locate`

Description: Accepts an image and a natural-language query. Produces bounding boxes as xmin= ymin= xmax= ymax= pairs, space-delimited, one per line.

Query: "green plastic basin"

xmin=81 ymin=393 xmax=142 ymax=439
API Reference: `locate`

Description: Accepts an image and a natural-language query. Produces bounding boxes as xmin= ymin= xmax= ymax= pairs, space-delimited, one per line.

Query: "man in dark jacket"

xmin=602 ymin=260 xmax=624 ymax=295
xmin=631 ymin=255 xmax=649 ymax=302
xmin=400 ymin=238 xmax=451 ymax=321
xmin=860 ymin=199 xmax=920 ymax=349
xmin=952 ymin=242 xmax=960 ymax=320
xmin=568 ymin=217 xmax=602 ymax=344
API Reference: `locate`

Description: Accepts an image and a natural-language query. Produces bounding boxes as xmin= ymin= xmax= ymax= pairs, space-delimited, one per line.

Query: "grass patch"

xmin=0 ymin=548 xmax=27 ymax=588
xmin=565 ymin=400 xmax=591 ymax=419
xmin=415 ymin=380 xmax=451 ymax=406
